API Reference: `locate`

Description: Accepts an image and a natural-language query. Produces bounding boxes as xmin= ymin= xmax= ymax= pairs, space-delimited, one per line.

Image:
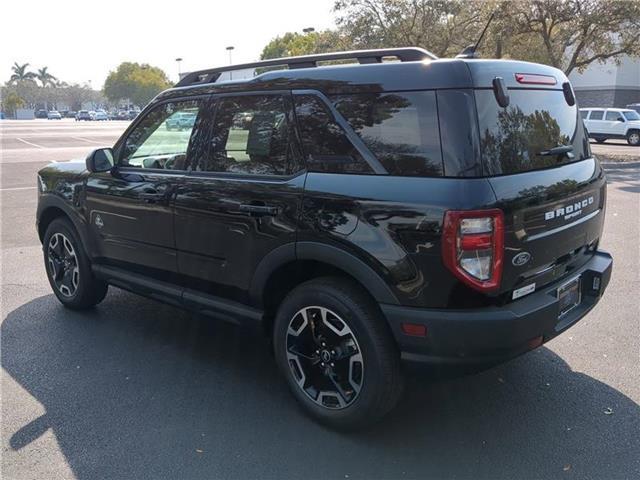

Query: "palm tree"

xmin=36 ymin=67 xmax=58 ymax=87
xmin=9 ymin=62 xmax=36 ymax=84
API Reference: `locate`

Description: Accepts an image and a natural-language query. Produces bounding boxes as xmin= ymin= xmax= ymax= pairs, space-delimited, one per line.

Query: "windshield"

xmin=476 ymin=89 xmax=589 ymax=175
xmin=623 ymin=110 xmax=640 ymax=121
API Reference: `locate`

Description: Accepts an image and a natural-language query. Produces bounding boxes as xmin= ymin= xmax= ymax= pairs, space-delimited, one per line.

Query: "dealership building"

xmin=569 ymin=55 xmax=640 ymax=108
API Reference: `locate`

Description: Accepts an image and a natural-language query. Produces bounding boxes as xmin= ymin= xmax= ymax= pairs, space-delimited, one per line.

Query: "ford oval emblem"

xmin=512 ymin=252 xmax=531 ymax=267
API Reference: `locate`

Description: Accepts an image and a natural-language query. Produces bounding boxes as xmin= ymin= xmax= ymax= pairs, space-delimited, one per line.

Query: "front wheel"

xmin=43 ymin=218 xmax=108 ymax=309
xmin=627 ymin=130 xmax=640 ymax=146
xmin=273 ymin=277 xmax=403 ymax=430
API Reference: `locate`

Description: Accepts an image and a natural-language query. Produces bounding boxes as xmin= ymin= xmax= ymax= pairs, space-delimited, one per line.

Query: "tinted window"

xmin=580 ymin=110 xmax=589 ymax=119
xmin=605 ymin=111 xmax=622 ymax=121
xmin=294 ymin=95 xmax=372 ymax=174
xmin=333 ymin=91 xmax=443 ymax=177
xmin=436 ymin=90 xmax=481 ymax=176
xmin=199 ymin=95 xmax=293 ymax=175
xmin=476 ymin=89 xmax=590 ymax=175
xmin=590 ymin=110 xmax=604 ymax=120
xmin=121 ymin=100 xmax=204 ymax=170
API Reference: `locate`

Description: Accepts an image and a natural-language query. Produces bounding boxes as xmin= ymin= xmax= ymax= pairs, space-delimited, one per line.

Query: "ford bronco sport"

xmin=36 ymin=48 xmax=613 ymax=429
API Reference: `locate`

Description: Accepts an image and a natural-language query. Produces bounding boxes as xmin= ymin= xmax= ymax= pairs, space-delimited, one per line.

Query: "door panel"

xmin=174 ymin=174 xmax=304 ymax=302
xmin=85 ymin=171 xmax=181 ymax=277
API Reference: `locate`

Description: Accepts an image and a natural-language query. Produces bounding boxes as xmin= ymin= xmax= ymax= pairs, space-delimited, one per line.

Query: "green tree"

xmin=103 ymin=62 xmax=171 ymax=107
xmin=260 ymin=30 xmax=349 ymax=60
xmin=332 ymin=0 xmax=640 ymax=74
xmin=501 ymin=0 xmax=640 ymax=74
xmin=9 ymin=62 xmax=36 ymax=84
xmin=35 ymin=67 xmax=58 ymax=87
xmin=1 ymin=91 xmax=26 ymax=118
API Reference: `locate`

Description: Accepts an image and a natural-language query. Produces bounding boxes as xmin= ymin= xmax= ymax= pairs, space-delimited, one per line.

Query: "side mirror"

xmin=617 ymin=117 xmax=625 ymax=122
xmin=86 ymin=148 xmax=114 ymax=173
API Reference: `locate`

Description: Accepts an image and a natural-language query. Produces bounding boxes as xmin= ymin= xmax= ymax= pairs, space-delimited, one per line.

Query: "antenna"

xmin=456 ymin=12 xmax=495 ymax=59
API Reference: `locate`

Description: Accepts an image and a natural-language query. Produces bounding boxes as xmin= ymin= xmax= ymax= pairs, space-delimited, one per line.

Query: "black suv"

xmin=36 ymin=48 xmax=613 ymax=429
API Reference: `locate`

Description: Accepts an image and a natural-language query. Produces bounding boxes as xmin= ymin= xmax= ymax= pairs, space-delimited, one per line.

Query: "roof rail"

xmin=175 ymin=47 xmax=437 ymax=88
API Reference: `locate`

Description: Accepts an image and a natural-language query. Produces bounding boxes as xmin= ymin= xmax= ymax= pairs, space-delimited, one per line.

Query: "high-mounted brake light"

xmin=442 ymin=209 xmax=504 ymax=292
xmin=515 ymin=73 xmax=557 ymax=85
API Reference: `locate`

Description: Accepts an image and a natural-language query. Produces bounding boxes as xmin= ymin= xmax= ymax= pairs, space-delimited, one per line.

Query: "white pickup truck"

xmin=581 ymin=108 xmax=640 ymax=146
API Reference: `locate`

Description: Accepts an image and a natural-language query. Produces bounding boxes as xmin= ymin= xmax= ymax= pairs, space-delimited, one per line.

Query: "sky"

xmin=2 ymin=0 xmax=337 ymax=88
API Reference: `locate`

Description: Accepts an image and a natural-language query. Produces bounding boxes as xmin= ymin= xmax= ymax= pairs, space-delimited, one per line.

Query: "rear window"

xmin=476 ymin=89 xmax=590 ymax=175
xmin=333 ymin=91 xmax=443 ymax=177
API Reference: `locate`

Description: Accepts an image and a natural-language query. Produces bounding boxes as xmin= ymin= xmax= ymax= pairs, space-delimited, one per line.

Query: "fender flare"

xmin=37 ymin=194 xmax=92 ymax=254
xmin=249 ymin=241 xmax=399 ymax=306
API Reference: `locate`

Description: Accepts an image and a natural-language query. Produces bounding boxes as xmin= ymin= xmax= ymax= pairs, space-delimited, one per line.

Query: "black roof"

xmin=156 ymin=49 xmax=568 ymax=103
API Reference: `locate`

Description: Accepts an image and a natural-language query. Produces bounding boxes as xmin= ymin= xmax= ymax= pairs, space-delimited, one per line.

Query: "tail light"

xmin=442 ymin=209 xmax=504 ymax=292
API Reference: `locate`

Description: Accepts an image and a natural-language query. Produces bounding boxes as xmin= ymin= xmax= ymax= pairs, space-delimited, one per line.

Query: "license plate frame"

xmin=557 ymin=275 xmax=581 ymax=318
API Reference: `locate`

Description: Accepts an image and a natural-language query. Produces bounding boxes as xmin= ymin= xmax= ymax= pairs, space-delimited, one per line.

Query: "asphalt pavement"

xmin=1 ymin=120 xmax=639 ymax=479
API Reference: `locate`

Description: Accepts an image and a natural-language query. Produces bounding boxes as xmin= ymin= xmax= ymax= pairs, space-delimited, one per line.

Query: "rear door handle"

xmin=239 ymin=203 xmax=278 ymax=216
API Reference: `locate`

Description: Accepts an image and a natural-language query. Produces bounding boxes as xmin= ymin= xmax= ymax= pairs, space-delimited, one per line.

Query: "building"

xmin=569 ymin=55 xmax=640 ymax=108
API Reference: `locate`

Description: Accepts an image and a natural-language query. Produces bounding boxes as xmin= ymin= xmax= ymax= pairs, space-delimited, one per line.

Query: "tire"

xmin=627 ymin=130 xmax=640 ymax=146
xmin=273 ymin=277 xmax=403 ymax=430
xmin=43 ymin=218 xmax=108 ymax=309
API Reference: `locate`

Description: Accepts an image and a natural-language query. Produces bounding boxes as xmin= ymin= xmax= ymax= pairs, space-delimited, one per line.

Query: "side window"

xmin=121 ymin=100 xmax=203 ymax=170
xmin=605 ymin=110 xmax=621 ymax=121
xmin=590 ymin=110 xmax=604 ymax=120
xmin=199 ymin=94 xmax=293 ymax=176
xmin=580 ymin=110 xmax=589 ymax=120
xmin=333 ymin=91 xmax=443 ymax=177
xmin=294 ymin=95 xmax=373 ymax=174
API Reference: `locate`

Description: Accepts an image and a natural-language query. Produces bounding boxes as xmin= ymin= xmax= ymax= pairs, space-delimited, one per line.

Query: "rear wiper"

xmin=538 ymin=145 xmax=575 ymax=159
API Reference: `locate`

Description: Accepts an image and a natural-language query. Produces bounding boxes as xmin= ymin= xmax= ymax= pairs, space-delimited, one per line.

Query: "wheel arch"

xmin=37 ymin=195 xmax=91 ymax=254
xmin=250 ymin=241 xmax=399 ymax=325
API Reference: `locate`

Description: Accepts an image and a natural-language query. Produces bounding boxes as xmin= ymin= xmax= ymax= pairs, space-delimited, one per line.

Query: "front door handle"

xmin=239 ymin=203 xmax=278 ymax=216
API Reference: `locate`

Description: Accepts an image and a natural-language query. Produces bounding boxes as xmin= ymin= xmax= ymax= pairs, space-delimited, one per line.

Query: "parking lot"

xmin=1 ymin=119 xmax=639 ymax=479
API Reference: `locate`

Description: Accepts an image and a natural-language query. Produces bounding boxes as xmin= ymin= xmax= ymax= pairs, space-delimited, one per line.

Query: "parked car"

xmin=93 ymin=110 xmax=108 ymax=121
xmin=165 ymin=111 xmax=196 ymax=130
xmin=626 ymin=103 xmax=640 ymax=115
xmin=581 ymin=108 xmax=640 ymax=146
xmin=47 ymin=110 xmax=62 ymax=120
xmin=75 ymin=110 xmax=92 ymax=121
xmin=65 ymin=111 xmax=77 ymax=118
xmin=36 ymin=48 xmax=613 ymax=430
xmin=35 ymin=109 xmax=48 ymax=119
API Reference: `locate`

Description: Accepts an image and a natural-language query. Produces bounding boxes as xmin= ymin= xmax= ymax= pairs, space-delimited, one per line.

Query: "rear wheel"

xmin=627 ymin=130 xmax=640 ymax=146
xmin=595 ymin=137 xmax=607 ymax=144
xmin=273 ymin=277 xmax=403 ymax=430
xmin=43 ymin=218 xmax=108 ymax=309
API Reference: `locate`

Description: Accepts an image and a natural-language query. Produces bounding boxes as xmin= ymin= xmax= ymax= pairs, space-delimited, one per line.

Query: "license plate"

xmin=558 ymin=276 xmax=581 ymax=318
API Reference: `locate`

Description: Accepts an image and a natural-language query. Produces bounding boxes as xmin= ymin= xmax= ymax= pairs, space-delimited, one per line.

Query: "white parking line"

xmin=70 ymin=136 xmax=104 ymax=144
xmin=0 ymin=186 xmax=38 ymax=192
xmin=16 ymin=138 xmax=45 ymax=149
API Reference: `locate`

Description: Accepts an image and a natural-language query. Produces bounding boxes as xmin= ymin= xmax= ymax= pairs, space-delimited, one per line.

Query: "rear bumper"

xmin=381 ymin=251 xmax=613 ymax=366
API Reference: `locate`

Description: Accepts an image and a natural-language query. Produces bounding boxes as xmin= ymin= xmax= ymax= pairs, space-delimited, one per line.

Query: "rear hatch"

xmin=468 ymin=60 xmax=606 ymax=298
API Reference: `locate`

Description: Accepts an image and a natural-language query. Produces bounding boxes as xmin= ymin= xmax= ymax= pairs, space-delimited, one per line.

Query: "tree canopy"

xmin=260 ymin=0 xmax=640 ymax=75
xmin=103 ymin=62 xmax=172 ymax=107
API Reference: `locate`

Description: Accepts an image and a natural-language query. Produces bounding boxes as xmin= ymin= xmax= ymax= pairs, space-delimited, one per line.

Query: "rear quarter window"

xmin=333 ymin=91 xmax=443 ymax=177
xmin=590 ymin=110 xmax=604 ymax=120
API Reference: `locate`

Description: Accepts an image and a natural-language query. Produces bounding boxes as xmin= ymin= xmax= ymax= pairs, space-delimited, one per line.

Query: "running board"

xmin=92 ymin=265 xmax=264 ymax=327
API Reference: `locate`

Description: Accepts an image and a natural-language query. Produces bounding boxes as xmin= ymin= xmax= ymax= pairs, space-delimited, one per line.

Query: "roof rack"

xmin=175 ymin=47 xmax=437 ymax=88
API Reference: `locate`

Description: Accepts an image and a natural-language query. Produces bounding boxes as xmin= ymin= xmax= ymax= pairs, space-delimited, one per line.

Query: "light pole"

xmin=302 ymin=27 xmax=315 ymax=34
xmin=226 ymin=46 xmax=235 ymax=80
xmin=175 ymin=57 xmax=183 ymax=79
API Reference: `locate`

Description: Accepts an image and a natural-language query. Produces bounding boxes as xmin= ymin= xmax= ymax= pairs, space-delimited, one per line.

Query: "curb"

xmin=600 ymin=161 xmax=640 ymax=168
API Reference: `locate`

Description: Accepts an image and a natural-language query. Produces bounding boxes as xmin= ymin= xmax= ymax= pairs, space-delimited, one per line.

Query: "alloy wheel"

xmin=47 ymin=232 xmax=80 ymax=297
xmin=286 ymin=306 xmax=364 ymax=410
